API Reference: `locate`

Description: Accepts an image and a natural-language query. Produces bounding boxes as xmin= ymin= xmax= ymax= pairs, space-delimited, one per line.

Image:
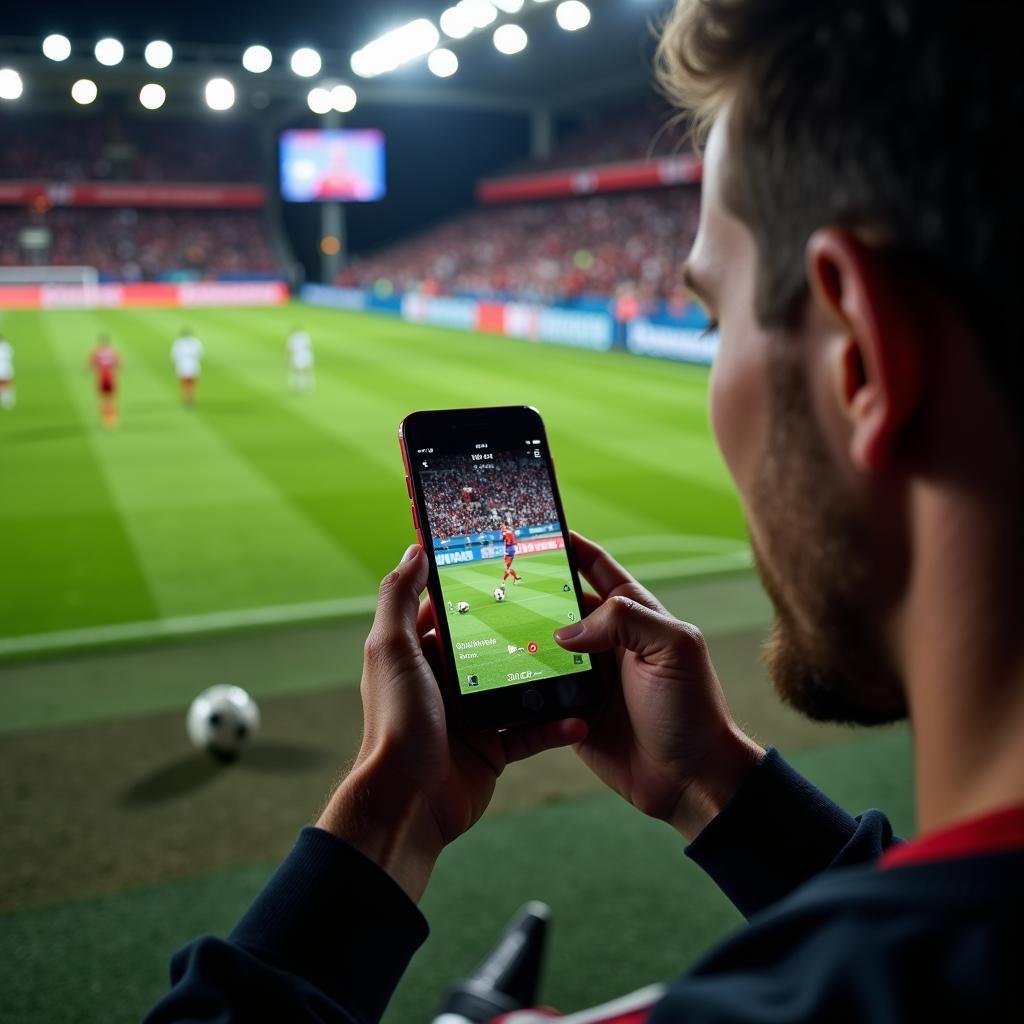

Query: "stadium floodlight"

xmin=290 ymin=47 xmax=322 ymax=77
xmin=427 ymin=48 xmax=459 ymax=77
xmin=460 ymin=0 xmax=498 ymax=29
xmin=144 ymin=40 xmax=173 ymax=69
xmin=94 ymin=38 xmax=125 ymax=66
xmin=307 ymin=86 xmax=332 ymax=114
xmin=139 ymin=83 xmax=166 ymax=110
xmin=242 ymin=45 xmax=273 ymax=73
xmin=439 ymin=6 xmax=474 ymax=39
xmin=330 ymin=84 xmax=357 ymax=113
xmin=71 ymin=78 xmax=98 ymax=104
xmin=0 ymin=68 xmax=23 ymax=101
xmin=493 ymin=24 xmax=528 ymax=54
xmin=493 ymin=0 xmax=525 ymax=11
xmin=351 ymin=18 xmax=440 ymax=78
xmin=555 ymin=0 xmax=591 ymax=30
xmin=204 ymin=77 xmax=235 ymax=111
xmin=42 ymin=34 xmax=72 ymax=61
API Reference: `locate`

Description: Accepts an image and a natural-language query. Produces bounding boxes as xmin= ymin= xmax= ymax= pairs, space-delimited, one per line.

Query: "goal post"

xmin=0 ymin=265 xmax=101 ymax=307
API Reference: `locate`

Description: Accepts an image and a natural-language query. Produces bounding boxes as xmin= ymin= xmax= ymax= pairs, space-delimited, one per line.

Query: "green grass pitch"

xmin=440 ymin=550 xmax=591 ymax=693
xmin=0 ymin=300 xmax=747 ymax=654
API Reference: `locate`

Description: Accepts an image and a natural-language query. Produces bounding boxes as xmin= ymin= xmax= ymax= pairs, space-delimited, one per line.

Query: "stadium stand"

xmin=0 ymin=114 xmax=278 ymax=280
xmin=422 ymin=456 xmax=559 ymax=538
xmin=341 ymin=188 xmax=699 ymax=304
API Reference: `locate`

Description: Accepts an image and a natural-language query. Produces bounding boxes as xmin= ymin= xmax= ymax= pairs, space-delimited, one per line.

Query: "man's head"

xmin=661 ymin=0 xmax=1024 ymax=724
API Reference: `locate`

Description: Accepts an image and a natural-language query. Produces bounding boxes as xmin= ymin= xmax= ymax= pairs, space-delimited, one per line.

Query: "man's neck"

xmin=902 ymin=485 xmax=1024 ymax=836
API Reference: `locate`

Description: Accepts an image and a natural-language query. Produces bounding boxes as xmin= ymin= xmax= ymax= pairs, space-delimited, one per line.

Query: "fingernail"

xmin=555 ymin=622 xmax=584 ymax=642
xmin=400 ymin=544 xmax=419 ymax=565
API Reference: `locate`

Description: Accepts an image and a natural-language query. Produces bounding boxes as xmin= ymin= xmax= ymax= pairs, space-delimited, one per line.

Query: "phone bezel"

xmin=399 ymin=406 xmax=604 ymax=732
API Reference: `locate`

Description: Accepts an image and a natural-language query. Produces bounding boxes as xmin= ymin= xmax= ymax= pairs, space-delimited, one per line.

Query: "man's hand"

xmin=317 ymin=544 xmax=587 ymax=901
xmin=554 ymin=533 xmax=764 ymax=841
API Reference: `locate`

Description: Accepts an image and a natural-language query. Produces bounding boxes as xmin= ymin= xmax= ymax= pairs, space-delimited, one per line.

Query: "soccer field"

xmin=0 ymin=301 xmax=747 ymax=655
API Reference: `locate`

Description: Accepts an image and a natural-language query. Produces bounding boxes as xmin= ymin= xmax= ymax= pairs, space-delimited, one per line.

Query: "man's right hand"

xmin=554 ymin=533 xmax=764 ymax=841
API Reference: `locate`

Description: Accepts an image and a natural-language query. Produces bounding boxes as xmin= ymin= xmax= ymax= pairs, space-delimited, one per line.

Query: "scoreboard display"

xmin=279 ymin=129 xmax=386 ymax=202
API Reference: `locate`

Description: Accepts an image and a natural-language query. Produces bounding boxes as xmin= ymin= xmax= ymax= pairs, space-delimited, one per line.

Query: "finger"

xmin=570 ymin=532 xmax=666 ymax=614
xmin=553 ymin=594 xmax=708 ymax=668
xmin=416 ymin=597 xmax=436 ymax=638
xmin=420 ymin=628 xmax=443 ymax=679
xmin=502 ymin=717 xmax=590 ymax=764
xmin=365 ymin=545 xmax=428 ymax=655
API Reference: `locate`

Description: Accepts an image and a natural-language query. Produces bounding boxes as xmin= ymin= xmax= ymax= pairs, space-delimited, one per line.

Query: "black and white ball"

xmin=187 ymin=685 xmax=260 ymax=760
xmin=493 ymin=587 xmax=506 ymax=602
xmin=457 ymin=601 xmax=470 ymax=614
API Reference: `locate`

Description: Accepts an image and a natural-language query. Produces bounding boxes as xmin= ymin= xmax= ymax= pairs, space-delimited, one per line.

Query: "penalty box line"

xmin=0 ymin=549 xmax=752 ymax=659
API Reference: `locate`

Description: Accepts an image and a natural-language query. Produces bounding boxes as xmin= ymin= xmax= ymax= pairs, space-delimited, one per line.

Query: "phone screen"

xmin=413 ymin=437 xmax=592 ymax=695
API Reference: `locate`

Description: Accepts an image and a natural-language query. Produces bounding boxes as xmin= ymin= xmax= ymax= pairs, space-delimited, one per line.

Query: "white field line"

xmin=0 ymin=546 xmax=752 ymax=658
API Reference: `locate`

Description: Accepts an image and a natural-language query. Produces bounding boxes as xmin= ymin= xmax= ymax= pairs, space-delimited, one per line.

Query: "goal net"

xmin=0 ymin=265 xmax=101 ymax=306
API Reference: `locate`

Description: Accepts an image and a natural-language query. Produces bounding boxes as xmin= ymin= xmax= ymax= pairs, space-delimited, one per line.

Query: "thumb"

xmin=369 ymin=545 xmax=429 ymax=646
xmin=554 ymin=595 xmax=707 ymax=667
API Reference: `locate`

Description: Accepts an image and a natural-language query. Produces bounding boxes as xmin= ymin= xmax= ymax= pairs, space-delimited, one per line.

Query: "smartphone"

xmin=399 ymin=406 xmax=605 ymax=732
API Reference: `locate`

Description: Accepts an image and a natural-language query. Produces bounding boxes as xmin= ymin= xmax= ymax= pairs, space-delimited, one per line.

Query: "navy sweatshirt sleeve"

xmin=144 ymin=827 xmax=429 ymax=1024
xmin=685 ymin=747 xmax=898 ymax=918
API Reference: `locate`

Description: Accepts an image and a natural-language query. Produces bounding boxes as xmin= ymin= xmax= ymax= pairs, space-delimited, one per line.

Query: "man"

xmin=500 ymin=522 xmax=521 ymax=586
xmin=147 ymin=1 xmax=1024 ymax=1020
xmin=0 ymin=334 xmax=14 ymax=411
xmin=89 ymin=335 xmax=120 ymax=429
xmin=171 ymin=327 xmax=203 ymax=406
xmin=287 ymin=326 xmax=315 ymax=393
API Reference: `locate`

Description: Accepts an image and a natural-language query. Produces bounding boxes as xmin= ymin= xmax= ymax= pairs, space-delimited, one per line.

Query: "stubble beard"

xmin=751 ymin=339 xmax=908 ymax=726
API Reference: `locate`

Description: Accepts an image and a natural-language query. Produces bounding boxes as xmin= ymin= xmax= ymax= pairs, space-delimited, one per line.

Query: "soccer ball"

xmin=457 ymin=601 xmax=470 ymax=614
xmin=186 ymin=685 xmax=260 ymax=761
xmin=494 ymin=587 xmax=506 ymax=602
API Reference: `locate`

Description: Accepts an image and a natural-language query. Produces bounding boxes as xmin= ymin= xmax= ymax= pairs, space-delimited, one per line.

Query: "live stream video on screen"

xmin=279 ymin=129 xmax=386 ymax=203
xmin=419 ymin=448 xmax=591 ymax=695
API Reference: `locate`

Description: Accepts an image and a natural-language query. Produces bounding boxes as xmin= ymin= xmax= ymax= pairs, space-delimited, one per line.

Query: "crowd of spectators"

xmin=0 ymin=115 xmax=260 ymax=183
xmin=0 ymin=208 xmax=277 ymax=280
xmin=422 ymin=456 xmax=559 ymax=540
xmin=341 ymin=187 xmax=700 ymax=305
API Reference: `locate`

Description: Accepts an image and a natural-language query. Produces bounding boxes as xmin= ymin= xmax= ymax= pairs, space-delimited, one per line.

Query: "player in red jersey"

xmin=500 ymin=523 xmax=521 ymax=585
xmin=88 ymin=334 xmax=121 ymax=429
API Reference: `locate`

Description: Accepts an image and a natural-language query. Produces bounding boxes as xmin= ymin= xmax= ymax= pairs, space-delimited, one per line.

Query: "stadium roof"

xmin=1 ymin=0 xmax=674 ymax=115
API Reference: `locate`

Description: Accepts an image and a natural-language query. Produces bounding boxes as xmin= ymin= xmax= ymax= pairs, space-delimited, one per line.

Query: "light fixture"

xmin=205 ymin=78 xmax=235 ymax=111
xmin=307 ymin=86 xmax=332 ymax=114
xmin=42 ymin=34 xmax=72 ymax=61
xmin=290 ymin=47 xmax=322 ymax=78
xmin=139 ymin=83 xmax=166 ymax=110
xmin=494 ymin=23 xmax=528 ymax=54
xmin=330 ymin=84 xmax=357 ymax=112
xmin=0 ymin=69 xmax=23 ymax=101
xmin=555 ymin=0 xmax=591 ymax=30
xmin=72 ymin=78 xmax=98 ymax=104
xmin=242 ymin=45 xmax=273 ymax=73
xmin=351 ymin=19 xmax=440 ymax=78
xmin=94 ymin=38 xmax=125 ymax=66
xmin=144 ymin=40 xmax=173 ymax=69
xmin=427 ymin=48 xmax=459 ymax=77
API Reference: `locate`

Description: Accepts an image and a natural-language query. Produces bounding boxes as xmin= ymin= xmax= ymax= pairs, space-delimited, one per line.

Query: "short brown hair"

xmin=657 ymin=0 xmax=1024 ymax=409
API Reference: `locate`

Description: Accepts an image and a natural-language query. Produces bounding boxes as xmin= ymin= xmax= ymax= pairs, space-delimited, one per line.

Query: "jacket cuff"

xmin=685 ymin=748 xmax=859 ymax=918
xmin=230 ymin=826 xmax=429 ymax=1022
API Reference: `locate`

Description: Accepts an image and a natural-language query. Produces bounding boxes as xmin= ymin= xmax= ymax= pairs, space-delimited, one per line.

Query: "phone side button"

xmin=410 ymin=502 xmax=419 ymax=530
xmin=405 ymin=476 xmax=412 ymax=498
xmin=522 ymin=689 xmax=544 ymax=711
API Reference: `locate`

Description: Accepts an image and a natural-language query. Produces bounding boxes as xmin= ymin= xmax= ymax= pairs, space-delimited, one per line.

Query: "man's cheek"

xmin=709 ymin=329 xmax=764 ymax=502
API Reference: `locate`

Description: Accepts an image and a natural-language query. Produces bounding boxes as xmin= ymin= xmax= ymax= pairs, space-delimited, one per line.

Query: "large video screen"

xmin=279 ymin=129 xmax=386 ymax=203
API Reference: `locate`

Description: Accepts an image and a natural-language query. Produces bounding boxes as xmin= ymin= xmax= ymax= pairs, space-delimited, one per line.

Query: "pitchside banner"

xmin=434 ymin=529 xmax=565 ymax=566
xmin=625 ymin=319 xmax=719 ymax=365
xmin=0 ymin=281 xmax=288 ymax=311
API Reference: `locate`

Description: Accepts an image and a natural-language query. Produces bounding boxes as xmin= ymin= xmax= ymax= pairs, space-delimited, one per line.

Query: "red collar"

xmin=881 ymin=803 xmax=1024 ymax=869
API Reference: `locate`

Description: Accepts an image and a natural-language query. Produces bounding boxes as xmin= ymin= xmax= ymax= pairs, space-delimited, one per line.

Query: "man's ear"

xmin=805 ymin=228 xmax=923 ymax=472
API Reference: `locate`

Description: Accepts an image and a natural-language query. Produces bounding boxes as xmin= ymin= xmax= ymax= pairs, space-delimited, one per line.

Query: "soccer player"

xmin=501 ymin=523 xmax=521 ymax=585
xmin=171 ymin=327 xmax=204 ymax=406
xmin=287 ymin=326 xmax=315 ymax=393
xmin=88 ymin=334 xmax=120 ymax=429
xmin=0 ymin=335 xmax=14 ymax=411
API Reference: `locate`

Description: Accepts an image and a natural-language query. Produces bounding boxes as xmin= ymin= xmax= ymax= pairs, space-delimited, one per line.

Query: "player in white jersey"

xmin=171 ymin=328 xmax=204 ymax=406
xmin=0 ymin=336 xmax=14 ymax=411
xmin=287 ymin=327 xmax=315 ymax=393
